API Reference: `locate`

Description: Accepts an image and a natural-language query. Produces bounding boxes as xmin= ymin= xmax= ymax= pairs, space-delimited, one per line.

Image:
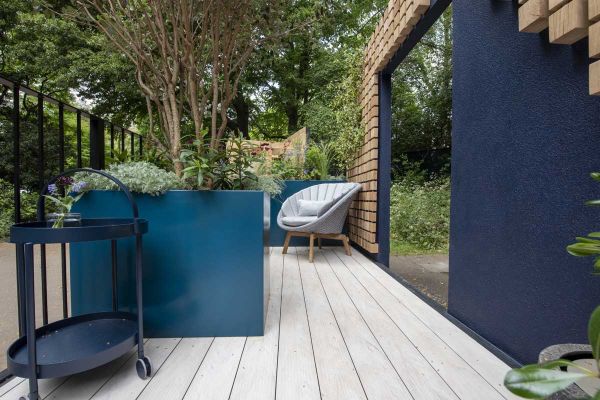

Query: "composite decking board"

xmin=0 ymin=377 xmax=67 ymax=400
xmin=321 ymin=249 xmax=460 ymax=400
xmin=344 ymin=248 xmax=517 ymax=399
xmin=137 ymin=338 xmax=213 ymax=400
xmin=91 ymin=338 xmax=180 ymax=400
xmin=0 ymin=247 xmax=519 ymax=400
xmin=45 ymin=348 xmax=138 ymax=400
xmin=327 ymin=249 xmax=504 ymax=400
xmin=296 ymin=249 xmax=367 ymax=400
xmin=229 ymin=247 xmax=284 ymax=400
xmin=0 ymin=378 xmax=24 ymax=397
xmin=182 ymin=337 xmax=246 ymax=400
xmin=275 ymin=248 xmax=321 ymax=400
xmin=308 ymin=249 xmax=414 ymax=400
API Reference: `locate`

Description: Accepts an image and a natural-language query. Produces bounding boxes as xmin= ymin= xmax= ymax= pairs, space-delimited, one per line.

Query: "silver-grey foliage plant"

xmin=75 ymin=162 xmax=185 ymax=196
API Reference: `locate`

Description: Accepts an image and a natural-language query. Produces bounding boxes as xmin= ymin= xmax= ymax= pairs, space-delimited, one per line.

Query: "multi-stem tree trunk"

xmin=79 ymin=0 xmax=282 ymax=171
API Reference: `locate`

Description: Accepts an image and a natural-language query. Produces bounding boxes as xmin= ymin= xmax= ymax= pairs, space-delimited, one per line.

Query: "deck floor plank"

xmin=182 ymin=337 xmax=246 ymax=400
xmin=275 ymin=249 xmax=321 ymax=400
xmin=0 ymin=247 xmax=517 ymax=400
xmin=308 ymin=249 xmax=413 ymax=400
xmin=327 ymin=249 xmax=506 ymax=400
xmin=345 ymin=249 xmax=517 ymax=399
xmin=296 ymin=249 xmax=367 ymax=400
xmin=138 ymin=338 xmax=213 ymax=400
xmin=45 ymin=348 xmax=138 ymax=400
xmin=229 ymin=248 xmax=284 ymax=400
xmin=91 ymin=338 xmax=180 ymax=400
xmin=322 ymin=249 xmax=461 ymax=400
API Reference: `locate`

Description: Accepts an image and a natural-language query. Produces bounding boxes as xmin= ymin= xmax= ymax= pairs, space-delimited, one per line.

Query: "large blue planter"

xmin=271 ymin=180 xmax=344 ymax=246
xmin=70 ymin=190 xmax=269 ymax=337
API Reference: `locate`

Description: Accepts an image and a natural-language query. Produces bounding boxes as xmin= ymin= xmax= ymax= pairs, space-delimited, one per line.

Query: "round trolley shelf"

xmin=8 ymin=312 xmax=138 ymax=379
xmin=9 ymin=218 xmax=149 ymax=244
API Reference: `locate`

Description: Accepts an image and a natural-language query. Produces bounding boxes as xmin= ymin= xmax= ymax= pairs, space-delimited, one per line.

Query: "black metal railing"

xmin=0 ymin=74 xmax=144 ymax=382
xmin=0 ymin=74 xmax=143 ymax=224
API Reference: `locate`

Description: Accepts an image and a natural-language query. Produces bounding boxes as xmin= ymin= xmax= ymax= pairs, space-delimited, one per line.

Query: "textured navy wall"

xmin=449 ymin=0 xmax=600 ymax=364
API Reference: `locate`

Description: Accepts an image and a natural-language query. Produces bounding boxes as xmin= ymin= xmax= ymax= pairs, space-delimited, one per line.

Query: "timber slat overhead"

xmin=518 ymin=0 xmax=600 ymax=95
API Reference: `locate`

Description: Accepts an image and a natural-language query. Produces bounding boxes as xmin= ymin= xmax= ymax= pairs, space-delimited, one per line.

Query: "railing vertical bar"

xmin=37 ymin=93 xmax=49 ymax=326
xmin=130 ymin=131 xmax=134 ymax=158
xmin=110 ymin=123 xmax=115 ymax=158
xmin=76 ymin=110 xmax=82 ymax=168
xmin=13 ymin=85 xmax=21 ymax=223
xmin=37 ymin=93 xmax=44 ymax=189
xmin=58 ymin=103 xmax=64 ymax=172
xmin=121 ymin=127 xmax=125 ymax=152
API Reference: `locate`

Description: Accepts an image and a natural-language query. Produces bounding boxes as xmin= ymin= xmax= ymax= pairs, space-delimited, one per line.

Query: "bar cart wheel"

xmin=136 ymin=356 xmax=152 ymax=379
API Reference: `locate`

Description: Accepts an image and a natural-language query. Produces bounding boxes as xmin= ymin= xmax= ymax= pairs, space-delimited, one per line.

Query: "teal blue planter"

xmin=271 ymin=180 xmax=345 ymax=246
xmin=70 ymin=190 xmax=269 ymax=337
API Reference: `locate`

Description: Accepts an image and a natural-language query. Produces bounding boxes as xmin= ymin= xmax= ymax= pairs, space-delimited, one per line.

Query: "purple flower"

xmin=71 ymin=181 xmax=87 ymax=193
xmin=48 ymin=184 xmax=58 ymax=195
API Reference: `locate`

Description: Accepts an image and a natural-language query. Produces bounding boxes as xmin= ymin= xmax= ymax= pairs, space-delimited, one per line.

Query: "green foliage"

xmin=75 ymin=162 xmax=184 ymax=196
xmin=566 ymin=173 xmax=600 ymax=274
xmin=301 ymin=49 xmax=365 ymax=173
xmin=0 ymin=178 xmax=37 ymax=239
xmin=247 ymin=175 xmax=286 ymax=197
xmin=271 ymin=156 xmax=305 ymax=180
xmin=391 ymin=7 xmax=452 ymax=158
xmin=390 ymin=178 xmax=450 ymax=253
xmin=180 ymin=135 xmax=258 ymax=191
xmin=504 ymin=307 xmax=600 ymax=399
xmin=305 ymin=142 xmax=335 ymax=180
xmin=504 ymin=360 xmax=593 ymax=399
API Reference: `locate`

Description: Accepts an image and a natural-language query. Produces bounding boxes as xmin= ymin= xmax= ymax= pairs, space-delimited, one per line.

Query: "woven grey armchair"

xmin=277 ymin=182 xmax=361 ymax=262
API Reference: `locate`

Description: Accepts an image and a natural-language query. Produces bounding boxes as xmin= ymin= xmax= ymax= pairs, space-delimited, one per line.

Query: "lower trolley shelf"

xmin=8 ymin=312 xmax=138 ymax=379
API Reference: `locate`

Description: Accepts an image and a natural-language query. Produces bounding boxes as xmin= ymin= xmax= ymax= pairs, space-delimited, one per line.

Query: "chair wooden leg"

xmin=342 ymin=235 xmax=352 ymax=256
xmin=282 ymin=232 xmax=292 ymax=254
xmin=318 ymin=237 xmax=322 ymax=249
xmin=309 ymin=234 xmax=316 ymax=263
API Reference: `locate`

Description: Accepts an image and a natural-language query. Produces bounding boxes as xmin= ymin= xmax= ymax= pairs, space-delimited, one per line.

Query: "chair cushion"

xmin=298 ymin=199 xmax=332 ymax=216
xmin=281 ymin=216 xmax=317 ymax=227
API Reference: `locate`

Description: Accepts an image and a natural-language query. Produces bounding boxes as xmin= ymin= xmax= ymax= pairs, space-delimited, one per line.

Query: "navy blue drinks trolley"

xmin=7 ymin=169 xmax=151 ymax=400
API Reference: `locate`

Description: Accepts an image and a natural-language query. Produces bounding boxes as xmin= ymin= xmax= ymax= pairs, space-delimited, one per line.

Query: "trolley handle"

xmin=37 ymin=168 xmax=140 ymax=223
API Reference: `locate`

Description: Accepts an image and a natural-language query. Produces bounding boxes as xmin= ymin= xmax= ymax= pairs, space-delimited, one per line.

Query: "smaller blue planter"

xmin=271 ymin=180 xmax=345 ymax=246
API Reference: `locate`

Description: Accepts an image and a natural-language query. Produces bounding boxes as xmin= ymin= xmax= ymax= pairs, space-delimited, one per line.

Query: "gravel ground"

xmin=0 ymin=243 xmax=70 ymax=371
xmin=389 ymin=254 xmax=449 ymax=308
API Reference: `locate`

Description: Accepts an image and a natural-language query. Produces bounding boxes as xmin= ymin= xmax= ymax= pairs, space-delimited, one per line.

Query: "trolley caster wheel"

xmin=136 ymin=356 xmax=152 ymax=379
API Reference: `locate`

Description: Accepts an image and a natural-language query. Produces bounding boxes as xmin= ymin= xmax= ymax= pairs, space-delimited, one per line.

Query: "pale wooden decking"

xmin=0 ymin=247 xmax=518 ymax=400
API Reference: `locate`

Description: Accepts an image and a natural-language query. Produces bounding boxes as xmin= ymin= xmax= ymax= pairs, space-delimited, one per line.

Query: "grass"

xmin=391 ymin=239 xmax=448 ymax=256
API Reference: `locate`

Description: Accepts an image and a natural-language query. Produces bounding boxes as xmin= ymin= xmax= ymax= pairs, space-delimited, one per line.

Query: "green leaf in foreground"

xmin=589 ymin=306 xmax=600 ymax=362
xmin=504 ymin=361 xmax=589 ymax=398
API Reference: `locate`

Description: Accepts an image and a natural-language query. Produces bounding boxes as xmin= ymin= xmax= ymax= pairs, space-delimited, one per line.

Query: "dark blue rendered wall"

xmin=450 ymin=0 xmax=600 ymax=364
